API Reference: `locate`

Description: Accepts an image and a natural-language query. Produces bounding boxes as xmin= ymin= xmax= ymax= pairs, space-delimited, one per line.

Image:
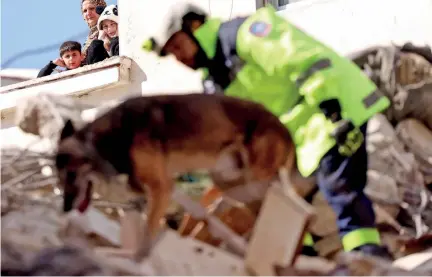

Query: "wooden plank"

xmin=393 ymin=249 xmax=432 ymax=271
xmin=245 ymin=184 xmax=315 ymax=276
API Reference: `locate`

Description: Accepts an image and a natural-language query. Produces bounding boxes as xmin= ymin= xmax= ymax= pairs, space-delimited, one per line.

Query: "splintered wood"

xmin=91 ymin=182 xmax=314 ymax=276
xmin=245 ymin=184 xmax=315 ymax=276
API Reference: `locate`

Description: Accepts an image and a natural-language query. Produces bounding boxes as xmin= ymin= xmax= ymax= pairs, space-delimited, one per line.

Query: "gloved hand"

xmin=331 ymin=119 xmax=364 ymax=157
xmin=319 ymin=99 xmax=364 ymax=156
xmin=319 ymin=99 xmax=342 ymax=123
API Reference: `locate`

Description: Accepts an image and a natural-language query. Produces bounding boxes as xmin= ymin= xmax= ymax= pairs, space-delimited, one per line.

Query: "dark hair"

xmin=59 ymin=41 xmax=82 ymax=57
xmin=95 ymin=5 xmax=105 ymax=15
xmin=182 ymin=11 xmax=207 ymax=30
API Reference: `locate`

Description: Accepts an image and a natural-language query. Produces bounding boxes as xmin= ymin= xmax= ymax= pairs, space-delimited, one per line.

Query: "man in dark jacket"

xmin=37 ymin=41 xmax=83 ymax=78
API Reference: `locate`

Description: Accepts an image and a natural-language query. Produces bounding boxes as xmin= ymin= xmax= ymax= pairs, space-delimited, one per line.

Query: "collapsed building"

xmin=1 ymin=0 xmax=432 ymax=275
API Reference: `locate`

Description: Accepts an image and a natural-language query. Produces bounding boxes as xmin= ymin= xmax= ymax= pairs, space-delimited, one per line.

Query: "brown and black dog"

xmin=55 ymin=93 xmax=314 ymax=260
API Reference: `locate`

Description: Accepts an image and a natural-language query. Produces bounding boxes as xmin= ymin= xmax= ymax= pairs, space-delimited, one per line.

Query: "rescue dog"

xmin=55 ymin=93 xmax=313 ymax=260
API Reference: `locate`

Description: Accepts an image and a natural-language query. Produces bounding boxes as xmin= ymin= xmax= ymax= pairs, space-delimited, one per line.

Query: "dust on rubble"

xmin=3 ymin=48 xmax=432 ymax=275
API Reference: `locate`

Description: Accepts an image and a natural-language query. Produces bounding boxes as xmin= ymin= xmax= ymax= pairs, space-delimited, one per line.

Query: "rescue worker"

xmin=142 ymin=2 xmax=393 ymax=259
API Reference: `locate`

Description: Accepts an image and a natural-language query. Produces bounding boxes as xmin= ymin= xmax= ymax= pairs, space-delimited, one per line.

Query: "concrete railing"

xmin=0 ymin=57 xmax=133 ymax=129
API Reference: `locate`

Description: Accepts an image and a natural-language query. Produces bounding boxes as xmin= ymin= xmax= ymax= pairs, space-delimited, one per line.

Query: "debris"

xmin=14 ymin=92 xmax=87 ymax=142
xmin=245 ymin=184 xmax=315 ymax=276
xmin=172 ymin=186 xmax=248 ymax=256
xmin=1 ymin=237 xmax=128 ymax=276
xmin=396 ymin=118 xmax=432 ymax=184
xmin=143 ymin=230 xmax=246 ymax=276
xmin=3 ymin=57 xmax=432 ymax=277
xmin=393 ymin=248 xmax=432 ymax=272
xmin=331 ymin=251 xmax=431 ymax=276
xmin=62 ymin=207 xmax=122 ymax=247
xmin=119 ymin=209 xmax=145 ymax=250
xmin=274 ymin=255 xmax=337 ymax=276
xmin=106 ymin=229 xmax=248 ymax=276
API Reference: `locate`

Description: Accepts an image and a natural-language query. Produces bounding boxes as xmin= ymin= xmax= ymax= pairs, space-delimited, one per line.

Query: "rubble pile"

xmin=2 ymin=44 xmax=432 ymax=275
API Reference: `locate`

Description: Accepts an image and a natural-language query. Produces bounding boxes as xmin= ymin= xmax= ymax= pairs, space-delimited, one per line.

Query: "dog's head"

xmin=55 ymin=120 xmax=117 ymax=214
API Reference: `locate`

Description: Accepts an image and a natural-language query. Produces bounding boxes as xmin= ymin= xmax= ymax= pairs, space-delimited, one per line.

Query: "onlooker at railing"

xmin=37 ymin=41 xmax=84 ymax=78
xmin=80 ymin=0 xmax=107 ymax=64
xmin=97 ymin=5 xmax=119 ymax=57
xmin=86 ymin=4 xmax=119 ymax=65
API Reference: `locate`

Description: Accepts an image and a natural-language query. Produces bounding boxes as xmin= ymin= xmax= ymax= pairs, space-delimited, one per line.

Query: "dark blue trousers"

xmin=316 ymin=123 xmax=376 ymax=237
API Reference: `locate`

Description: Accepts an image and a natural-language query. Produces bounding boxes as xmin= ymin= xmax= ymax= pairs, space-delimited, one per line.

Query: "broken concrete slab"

xmin=396 ymin=118 xmax=432 ymax=184
xmin=393 ymin=248 xmax=432 ymax=272
xmin=274 ymin=255 xmax=337 ymax=276
xmin=310 ymin=193 xmax=338 ymax=237
xmin=333 ymin=251 xmax=432 ymax=276
xmin=245 ymin=184 xmax=315 ymax=276
xmin=1 ymin=204 xmax=64 ymax=249
xmin=63 ymin=207 xmax=121 ymax=247
xmin=142 ymin=229 xmax=247 ymax=275
xmin=94 ymin=208 xmax=248 ymax=276
xmin=119 ymin=209 xmax=145 ymax=250
xmin=14 ymin=93 xmax=87 ymax=142
xmin=1 ymin=237 xmax=127 ymax=276
xmin=99 ymin=229 xmax=248 ymax=276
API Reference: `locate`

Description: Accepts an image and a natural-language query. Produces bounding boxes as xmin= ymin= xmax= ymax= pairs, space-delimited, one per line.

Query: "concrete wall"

xmin=118 ymin=0 xmax=432 ymax=96
xmin=278 ymin=0 xmax=432 ymax=56
xmin=118 ymin=0 xmax=257 ymax=95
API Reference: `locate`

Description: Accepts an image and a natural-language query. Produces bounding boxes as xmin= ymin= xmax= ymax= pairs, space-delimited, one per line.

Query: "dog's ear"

xmin=60 ymin=120 xmax=76 ymax=141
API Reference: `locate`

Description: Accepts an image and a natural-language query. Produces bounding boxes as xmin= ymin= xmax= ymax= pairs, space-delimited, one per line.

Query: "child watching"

xmin=85 ymin=5 xmax=119 ymax=65
xmin=37 ymin=41 xmax=84 ymax=78
xmin=97 ymin=4 xmax=119 ymax=56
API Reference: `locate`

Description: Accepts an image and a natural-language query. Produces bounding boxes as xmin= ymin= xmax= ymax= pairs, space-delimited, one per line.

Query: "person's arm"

xmin=86 ymin=39 xmax=110 ymax=65
xmin=109 ymin=37 xmax=120 ymax=56
xmin=236 ymin=9 xmax=341 ymax=107
xmin=37 ymin=61 xmax=57 ymax=78
xmin=237 ymin=9 xmax=369 ymax=157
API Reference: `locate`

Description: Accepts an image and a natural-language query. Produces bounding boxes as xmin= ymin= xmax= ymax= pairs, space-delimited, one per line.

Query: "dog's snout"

xmin=85 ymin=176 xmax=95 ymax=199
xmin=66 ymin=171 xmax=77 ymax=184
xmin=86 ymin=178 xmax=94 ymax=190
xmin=63 ymin=191 xmax=75 ymax=213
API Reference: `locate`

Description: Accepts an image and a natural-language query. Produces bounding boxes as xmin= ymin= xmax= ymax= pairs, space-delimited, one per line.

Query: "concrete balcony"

xmin=0 ymin=56 xmax=132 ymax=129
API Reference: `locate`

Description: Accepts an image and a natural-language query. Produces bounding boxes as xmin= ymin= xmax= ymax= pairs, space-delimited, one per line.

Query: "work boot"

xmin=353 ymin=244 xmax=394 ymax=261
